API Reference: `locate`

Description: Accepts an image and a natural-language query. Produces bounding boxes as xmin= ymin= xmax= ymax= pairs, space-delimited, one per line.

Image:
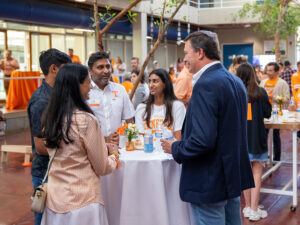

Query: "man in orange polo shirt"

xmin=68 ymin=48 xmax=81 ymax=64
xmin=121 ymin=75 xmax=134 ymax=94
xmin=291 ymin=61 xmax=300 ymax=104
xmin=260 ymin=62 xmax=290 ymax=161
xmin=289 ymin=61 xmax=300 ymax=138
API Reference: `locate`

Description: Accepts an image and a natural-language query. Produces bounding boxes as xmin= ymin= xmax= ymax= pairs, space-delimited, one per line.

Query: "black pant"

xmin=266 ymin=129 xmax=281 ymax=161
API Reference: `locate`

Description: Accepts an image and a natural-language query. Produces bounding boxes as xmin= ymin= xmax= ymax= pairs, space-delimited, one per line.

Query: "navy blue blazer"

xmin=172 ymin=63 xmax=254 ymax=204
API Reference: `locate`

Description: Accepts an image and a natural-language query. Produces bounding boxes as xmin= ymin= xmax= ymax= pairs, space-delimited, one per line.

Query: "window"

xmin=65 ymin=35 xmax=84 ymax=64
xmin=31 ymin=33 xmax=51 ymax=71
xmin=7 ymin=31 xmax=27 ymax=71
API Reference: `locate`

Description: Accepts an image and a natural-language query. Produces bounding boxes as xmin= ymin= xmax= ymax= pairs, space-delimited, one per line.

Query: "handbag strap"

xmin=42 ymin=148 xmax=57 ymax=184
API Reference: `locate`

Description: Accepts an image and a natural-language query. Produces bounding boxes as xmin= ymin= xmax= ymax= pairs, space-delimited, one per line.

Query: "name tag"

xmin=89 ymin=103 xmax=100 ymax=107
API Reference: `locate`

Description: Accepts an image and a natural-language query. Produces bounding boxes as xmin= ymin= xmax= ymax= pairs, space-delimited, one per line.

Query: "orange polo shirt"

xmin=71 ymin=55 xmax=81 ymax=64
xmin=174 ymin=66 xmax=193 ymax=108
xmin=264 ymin=77 xmax=279 ymax=105
xmin=121 ymin=81 xmax=134 ymax=94
xmin=291 ymin=71 xmax=300 ymax=104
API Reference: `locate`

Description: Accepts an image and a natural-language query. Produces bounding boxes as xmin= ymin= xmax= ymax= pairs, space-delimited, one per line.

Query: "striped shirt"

xmin=46 ymin=111 xmax=117 ymax=213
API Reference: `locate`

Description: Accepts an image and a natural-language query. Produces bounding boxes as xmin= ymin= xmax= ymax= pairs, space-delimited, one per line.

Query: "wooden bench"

xmin=1 ymin=145 xmax=32 ymax=164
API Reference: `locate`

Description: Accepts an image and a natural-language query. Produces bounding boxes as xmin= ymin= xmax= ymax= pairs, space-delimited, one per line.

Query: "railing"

xmin=189 ymin=0 xmax=255 ymax=8
xmin=1 ymin=76 xmax=45 ymax=87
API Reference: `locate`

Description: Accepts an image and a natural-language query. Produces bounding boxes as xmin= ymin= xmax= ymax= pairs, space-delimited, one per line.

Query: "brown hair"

xmin=236 ymin=63 xmax=265 ymax=102
xmin=131 ymin=69 xmax=145 ymax=84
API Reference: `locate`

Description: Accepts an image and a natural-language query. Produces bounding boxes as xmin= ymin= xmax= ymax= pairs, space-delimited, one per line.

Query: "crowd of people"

xmin=24 ymin=30 xmax=300 ymax=225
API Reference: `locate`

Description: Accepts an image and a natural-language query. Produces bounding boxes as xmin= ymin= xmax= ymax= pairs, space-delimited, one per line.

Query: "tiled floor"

xmin=1 ymin=129 xmax=300 ymax=224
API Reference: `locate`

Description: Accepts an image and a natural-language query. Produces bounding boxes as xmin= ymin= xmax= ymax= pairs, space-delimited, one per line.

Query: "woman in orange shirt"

xmin=40 ymin=64 xmax=120 ymax=225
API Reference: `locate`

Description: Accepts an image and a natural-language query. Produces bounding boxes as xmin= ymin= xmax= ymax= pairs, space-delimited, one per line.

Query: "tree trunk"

xmin=130 ymin=0 xmax=186 ymax=100
xmin=274 ymin=0 xmax=290 ymax=63
xmin=93 ymin=0 xmax=103 ymax=51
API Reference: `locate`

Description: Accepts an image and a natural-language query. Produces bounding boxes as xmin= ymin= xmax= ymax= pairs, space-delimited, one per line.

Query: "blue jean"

xmin=32 ymin=176 xmax=44 ymax=225
xmin=225 ymin=197 xmax=242 ymax=225
xmin=191 ymin=197 xmax=241 ymax=225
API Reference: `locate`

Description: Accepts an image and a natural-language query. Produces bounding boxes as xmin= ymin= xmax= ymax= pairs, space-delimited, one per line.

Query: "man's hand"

xmin=288 ymin=104 xmax=297 ymax=111
xmin=268 ymin=94 xmax=273 ymax=100
xmin=160 ymin=139 xmax=175 ymax=154
xmin=105 ymin=132 xmax=120 ymax=145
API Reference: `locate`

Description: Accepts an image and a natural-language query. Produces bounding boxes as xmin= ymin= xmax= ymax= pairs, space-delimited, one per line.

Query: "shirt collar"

xmin=42 ymin=79 xmax=52 ymax=93
xmin=192 ymin=61 xmax=220 ymax=86
xmin=91 ymin=80 xmax=112 ymax=92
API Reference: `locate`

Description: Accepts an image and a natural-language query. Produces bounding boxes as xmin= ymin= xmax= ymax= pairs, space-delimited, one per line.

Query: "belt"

xmin=4 ymin=74 xmax=10 ymax=77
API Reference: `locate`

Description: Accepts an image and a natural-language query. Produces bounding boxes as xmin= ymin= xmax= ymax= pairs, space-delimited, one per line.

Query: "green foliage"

xmin=235 ymin=0 xmax=300 ymax=39
xmin=91 ymin=4 xmax=138 ymax=27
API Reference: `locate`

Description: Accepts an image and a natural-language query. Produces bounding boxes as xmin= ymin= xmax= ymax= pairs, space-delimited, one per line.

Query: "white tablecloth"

xmin=101 ymin=149 xmax=193 ymax=225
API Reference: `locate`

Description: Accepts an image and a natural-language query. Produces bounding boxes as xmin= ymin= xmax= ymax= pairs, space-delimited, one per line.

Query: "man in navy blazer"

xmin=161 ymin=31 xmax=254 ymax=225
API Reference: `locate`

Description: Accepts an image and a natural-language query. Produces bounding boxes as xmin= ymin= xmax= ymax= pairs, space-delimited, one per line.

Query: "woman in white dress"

xmin=135 ymin=68 xmax=186 ymax=140
xmin=40 ymin=64 xmax=121 ymax=225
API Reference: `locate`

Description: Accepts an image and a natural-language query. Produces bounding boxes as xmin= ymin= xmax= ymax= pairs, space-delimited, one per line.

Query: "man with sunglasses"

xmin=87 ymin=51 xmax=135 ymax=145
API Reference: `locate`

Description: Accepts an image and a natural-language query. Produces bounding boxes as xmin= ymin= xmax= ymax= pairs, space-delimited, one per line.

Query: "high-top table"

xmin=101 ymin=149 xmax=193 ymax=225
xmin=263 ymin=111 xmax=300 ymax=211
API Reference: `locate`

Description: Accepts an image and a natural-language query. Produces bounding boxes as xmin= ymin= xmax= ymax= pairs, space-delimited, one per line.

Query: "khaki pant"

xmin=4 ymin=75 xmax=10 ymax=95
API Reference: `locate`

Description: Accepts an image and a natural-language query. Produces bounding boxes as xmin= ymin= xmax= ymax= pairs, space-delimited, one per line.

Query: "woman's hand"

xmin=107 ymin=143 xmax=122 ymax=168
xmin=105 ymin=132 xmax=120 ymax=145
xmin=107 ymin=143 xmax=119 ymax=154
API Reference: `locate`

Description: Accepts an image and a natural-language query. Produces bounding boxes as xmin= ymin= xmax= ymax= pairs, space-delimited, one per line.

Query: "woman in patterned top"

xmin=40 ymin=64 xmax=121 ymax=225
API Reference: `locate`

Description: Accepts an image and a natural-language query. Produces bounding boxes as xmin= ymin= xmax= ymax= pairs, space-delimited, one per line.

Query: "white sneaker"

xmin=249 ymin=208 xmax=268 ymax=221
xmin=243 ymin=207 xmax=251 ymax=218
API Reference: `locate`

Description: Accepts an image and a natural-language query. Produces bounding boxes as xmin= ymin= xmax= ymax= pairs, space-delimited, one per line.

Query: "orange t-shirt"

xmin=71 ymin=55 xmax=81 ymax=64
xmin=291 ymin=71 xmax=300 ymax=104
xmin=264 ymin=78 xmax=279 ymax=105
xmin=113 ymin=76 xmax=119 ymax=84
xmin=121 ymin=81 xmax=134 ymax=94
xmin=169 ymin=73 xmax=176 ymax=83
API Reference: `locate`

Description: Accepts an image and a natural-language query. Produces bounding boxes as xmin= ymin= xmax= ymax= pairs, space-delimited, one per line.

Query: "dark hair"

xmin=236 ymin=63 xmax=265 ymax=102
xmin=278 ymin=62 xmax=283 ymax=67
xmin=68 ymin=48 xmax=73 ymax=51
xmin=131 ymin=57 xmax=139 ymax=63
xmin=233 ymin=55 xmax=247 ymax=65
xmin=124 ymin=76 xmax=131 ymax=82
xmin=284 ymin=60 xmax=291 ymax=67
xmin=88 ymin=51 xmax=110 ymax=69
xmin=131 ymin=69 xmax=145 ymax=84
xmin=42 ymin=64 xmax=94 ymax=148
xmin=267 ymin=62 xmax=280 ymax=72
xmin=144 ymin=69 xmax=177 ymax=128
xmin=39 ymin=48 xmax=71 ymax=76
xmin=184 ymin=31 xmax=220 ymax=60
xmin=297 ymin=61 xmax=300 ymax=66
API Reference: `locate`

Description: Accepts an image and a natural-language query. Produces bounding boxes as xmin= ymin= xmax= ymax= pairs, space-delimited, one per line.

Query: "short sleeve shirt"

xmin=135 ymin=101 xmax=186 ymax=135
xmin=88 ymin=81 xmax=135 ymax=137
xmin=291 ymin=71 xmax=300 ymax=102
xmin=27 ymin=80 xmax=51 ymax=178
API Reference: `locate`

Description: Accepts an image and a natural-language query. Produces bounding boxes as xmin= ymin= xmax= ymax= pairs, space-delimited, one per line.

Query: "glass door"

xmin=30 ymin=33 xmax=51 ymax=71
